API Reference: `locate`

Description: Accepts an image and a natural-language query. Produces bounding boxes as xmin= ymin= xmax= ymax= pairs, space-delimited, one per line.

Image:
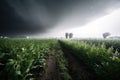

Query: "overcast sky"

xmin=0 ymin=0 xmax=120 ymax=38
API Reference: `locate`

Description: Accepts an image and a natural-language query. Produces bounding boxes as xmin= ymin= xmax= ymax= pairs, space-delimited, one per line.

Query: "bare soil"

xmin=38 ymin=48 xmax=61 ymax=80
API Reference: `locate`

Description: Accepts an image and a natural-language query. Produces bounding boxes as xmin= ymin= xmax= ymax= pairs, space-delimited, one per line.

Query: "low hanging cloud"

xmin=0 ymin=0 xmax=120 ymax=36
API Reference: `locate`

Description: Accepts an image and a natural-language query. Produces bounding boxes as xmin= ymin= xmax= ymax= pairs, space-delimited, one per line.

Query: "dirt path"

xmin=38 ymin=49 xmax=61 ymax=80
xmin=62 ymin=49 xmax=97 ymax=80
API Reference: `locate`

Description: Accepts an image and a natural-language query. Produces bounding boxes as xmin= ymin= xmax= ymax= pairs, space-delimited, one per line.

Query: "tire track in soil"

xmin=62 ymin=49 xmax=97 ymax=80
xmin=38 ymin=49 xmax=61 ymax=80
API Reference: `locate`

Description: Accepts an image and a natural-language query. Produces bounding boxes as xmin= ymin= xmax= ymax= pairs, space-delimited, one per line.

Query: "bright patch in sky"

xmin=36 ymin=8 xmax=120 ymax=38
xmin=65 ymin=8 xmax=120 ymax=38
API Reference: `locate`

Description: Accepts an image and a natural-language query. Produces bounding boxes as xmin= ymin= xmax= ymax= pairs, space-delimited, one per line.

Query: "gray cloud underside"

xmin=0 ymin=0 xmax=120 ymax=36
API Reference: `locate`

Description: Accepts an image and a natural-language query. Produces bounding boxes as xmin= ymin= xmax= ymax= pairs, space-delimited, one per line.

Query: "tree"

xmin=65 ymin=33 xmax=69 ymax=39
xmin=69 ymin=33 xmax=73 ymax=39
xmin=103 ymin=32 xmax=110 ymax=38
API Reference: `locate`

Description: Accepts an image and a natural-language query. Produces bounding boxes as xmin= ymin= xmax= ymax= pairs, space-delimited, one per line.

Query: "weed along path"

xmin=62 ymin=49 xmax=97 ymax=80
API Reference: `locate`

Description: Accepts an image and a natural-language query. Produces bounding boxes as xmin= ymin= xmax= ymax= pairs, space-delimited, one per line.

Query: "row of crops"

xmin=0 ymin=38 xmax=71 ymax=80
xmin=73 ymin=39 xmax=120 ymax=52
xmin=59 ymin=39 xmax=120 ymax=80
xmin=0 ymin=39 xmax=54 ymax=80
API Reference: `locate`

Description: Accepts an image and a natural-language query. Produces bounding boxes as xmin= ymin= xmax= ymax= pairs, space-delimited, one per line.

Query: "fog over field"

xmin=0 ymin=0 xmax=120 ymax=38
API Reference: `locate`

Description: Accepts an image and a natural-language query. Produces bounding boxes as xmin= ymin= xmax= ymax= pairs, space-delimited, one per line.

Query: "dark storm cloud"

xmin=0 ymin=0 xmax=120 ymax=36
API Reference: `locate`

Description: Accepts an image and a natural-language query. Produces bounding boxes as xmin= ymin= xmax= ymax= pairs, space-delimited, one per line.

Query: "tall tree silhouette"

xmin=65 ymin=33 xmax=69 ymax=39
xmin=103 ymin=32 xmax=110 ymax=38
xmin=69 ymin=33 xmax=73 ymax=39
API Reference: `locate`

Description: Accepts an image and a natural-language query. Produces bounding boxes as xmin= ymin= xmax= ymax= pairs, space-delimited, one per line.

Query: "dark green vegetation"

xmin=0 ymin=39 xmax=70 ymax=80
xmin=0 ymin=38 xmax=120 ymax=80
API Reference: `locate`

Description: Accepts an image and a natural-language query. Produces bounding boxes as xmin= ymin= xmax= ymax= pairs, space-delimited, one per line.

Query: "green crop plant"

xmin=59 ymin=40 xmax=120 ymax=80
xmin=0 ymin=38 xmax=57 ymax=80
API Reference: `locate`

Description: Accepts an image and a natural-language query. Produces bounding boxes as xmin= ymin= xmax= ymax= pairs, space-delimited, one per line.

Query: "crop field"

xmin=0 ymin=38 xmax=120 ymax=80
